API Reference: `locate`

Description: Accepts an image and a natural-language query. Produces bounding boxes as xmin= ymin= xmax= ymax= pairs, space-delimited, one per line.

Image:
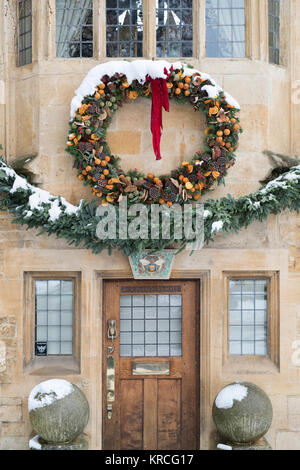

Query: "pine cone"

xmin=167 ymin=191 xmax=177 ymax=203
xmin=210 ymin=162 xmax=219 ymax=171
xmin=90 ymin=117 xmax=101 ymax=130
xmin=97 ymin=180 xmax=107 ymax=190
xmin=201 ymin=154 xmax=211 ymax=163
xmin=94 ymin=172 xmax=102 ymax=180
xmin=89 ymin=103 xmax=101 ymax=114
xmin=161 ymin=189 xmax=169 ymax=201
xmin=188 ymin=174 xmax=198 ymax=184
xmin=217 ymin=157 xmax=227 ymax=169
xmin=149 ymin=186 xmax=160 ymax=201
xmin=79 ymin=142 xmax=94 ymax=153
xmin=164 ymin=179 xmax=179 ymax=194
xmin=143 ymin=180 xmax=153 ymax=190
xmin=107 ymin=82 xmax=116 ymax=91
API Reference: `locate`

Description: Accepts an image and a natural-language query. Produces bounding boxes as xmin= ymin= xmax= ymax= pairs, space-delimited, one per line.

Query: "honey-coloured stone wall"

xmin=0 ymin=0 xmax=299 ymax=450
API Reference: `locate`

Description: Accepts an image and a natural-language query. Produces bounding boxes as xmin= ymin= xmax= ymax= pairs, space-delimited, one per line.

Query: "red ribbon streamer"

xmin=148 ymin=67 xmax=173 ymax=161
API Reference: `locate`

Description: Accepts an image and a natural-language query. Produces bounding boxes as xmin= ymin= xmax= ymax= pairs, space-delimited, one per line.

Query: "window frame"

xmin=17 ymin=0 xmax=33 ymax=67
xmin=103 ymin=0 xmax=198 ymax=60
xmin=204 ymin=0 xmax=248 ymax=60
xmin=268 ymin=0 xmax=280 ymax=65
xmin=54 ymin=0 xmax=95 ymax=59
xmin=45 ymin=0 xmax=280 ymax=65
xmin=24 ymin=272 xmax=81 ymax=375
xmin=223 ymin=271 xmax=280 ymax=369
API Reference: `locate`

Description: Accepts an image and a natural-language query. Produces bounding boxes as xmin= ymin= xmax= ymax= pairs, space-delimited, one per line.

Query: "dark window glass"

xmin=206 ymin=0 xmax=245 ymax=58
xmin=106 ymin=0 xmax=143 ymax=58
xmin=56 ymin=0 xmax=93 ymax=58
xmin=18 ymin=0 xmax=32 ymax=66
xmin=156 ymin=0 xmax=193 ymax=58
xmin=35 ymin=280 xmax=73 ymax=356
xmin=268 ymin=0 xmax=280 ymax=64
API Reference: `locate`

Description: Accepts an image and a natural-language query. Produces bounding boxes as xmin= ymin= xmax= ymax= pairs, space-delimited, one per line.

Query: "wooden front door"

xmin=103 ymin=280 xmax=199 ymax=450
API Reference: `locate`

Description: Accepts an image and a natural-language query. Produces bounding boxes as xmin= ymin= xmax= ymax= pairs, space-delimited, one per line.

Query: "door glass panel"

xmin=119 ymin=294 xmax=182 ymax=357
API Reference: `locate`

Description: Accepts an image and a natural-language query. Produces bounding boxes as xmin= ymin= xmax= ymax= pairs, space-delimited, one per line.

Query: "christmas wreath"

xmin=66 ymin=60 xmax=242 ymax=207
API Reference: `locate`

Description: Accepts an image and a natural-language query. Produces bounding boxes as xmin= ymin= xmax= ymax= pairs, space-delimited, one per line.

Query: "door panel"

xmin=157 ymin=379 xmax=181 ymax=450
xmin=103 ymin=280 xmax=199 ymax=450
xmin=120 ymin=380 xmax=143 ymax=450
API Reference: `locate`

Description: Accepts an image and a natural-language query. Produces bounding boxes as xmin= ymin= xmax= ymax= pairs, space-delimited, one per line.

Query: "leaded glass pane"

xmin=35 ymin=280 xmax=74 ymax=356
xmin=268 ymin=0 xmax=280 ymax=64
xmin=56 ymin=0 xmax=93 ymax=58
xmin=106 ymin=0 xmax=143 ymax=57
xmin=156 ymin=0 xmax=193 ymax=58
xmin=229 ymin=279 xmax=268 ymax=356
xmin=18 ymin=0 xmax=32 ymax=67
xmin=119 ymin=294 xmax=182 ymax=357
xmin=206 ymin=0 xmax=245 ymax=58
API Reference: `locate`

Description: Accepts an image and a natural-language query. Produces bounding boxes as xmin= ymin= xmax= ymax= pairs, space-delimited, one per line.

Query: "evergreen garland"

xmin=0 ymin=158 xmax=299 ymax=256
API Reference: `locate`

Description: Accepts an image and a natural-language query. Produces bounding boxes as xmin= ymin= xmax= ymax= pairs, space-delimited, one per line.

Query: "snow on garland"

xmin=0 ymin=157 xmax=299 ymax=256
xmin=66 ymin=60 xmax=242 ymax=207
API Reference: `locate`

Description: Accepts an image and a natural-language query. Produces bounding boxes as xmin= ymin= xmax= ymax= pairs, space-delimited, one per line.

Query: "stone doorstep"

xmin=217 ymin=437 xmax=272 ymax=451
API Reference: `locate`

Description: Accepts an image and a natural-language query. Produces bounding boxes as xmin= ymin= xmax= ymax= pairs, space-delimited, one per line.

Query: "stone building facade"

xmin=0 ymin=0 xmax=300 ymax=450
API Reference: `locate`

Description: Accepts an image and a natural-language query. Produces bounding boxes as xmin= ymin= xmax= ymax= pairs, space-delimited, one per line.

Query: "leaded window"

xmin=268 ymin=0 xmax=280 ymax=65
xmin=206 ymin=0 xmax=245 ymax=58
xmin=56 ymin=0 xmax=93 ymax=58
xmin=35 ymin=280 xmax=73 ymax=356
xmin=18 ymin=0 xmax=32 ymax=67
xmin=229 ymin=280 xmax=268 ymax=356
xmin=120 ymin=294 xmax=182 ymax=357
xmin=106 ymin=0 xmax=143 ymax=58
xmin=156 ymin=0 xmax=193 ymax=58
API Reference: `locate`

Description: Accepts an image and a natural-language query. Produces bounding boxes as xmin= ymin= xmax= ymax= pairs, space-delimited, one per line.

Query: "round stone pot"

xmin=212 ymin=382 xmax=273 ymax=444
xmin=29 ymin=381 xmax=89 ymax=444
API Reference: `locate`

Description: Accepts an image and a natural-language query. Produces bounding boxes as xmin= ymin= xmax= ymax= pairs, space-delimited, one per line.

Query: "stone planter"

xmin=29 ymin=379 xmax=89 ymax=447
xmin=212 ymin=382 xmax=273 ymax=444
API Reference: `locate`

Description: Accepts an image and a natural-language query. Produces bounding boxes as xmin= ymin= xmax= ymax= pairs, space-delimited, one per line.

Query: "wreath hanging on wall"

xmin=0 ymin=61 xmax=299 ymax=256
xmin=66 ymin=60 xmax=242 ymax=207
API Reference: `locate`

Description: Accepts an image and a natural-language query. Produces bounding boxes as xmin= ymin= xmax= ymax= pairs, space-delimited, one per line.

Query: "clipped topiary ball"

xmin=28 ymin=379 xmax=89 ymax=444
xmin=212 ymin=382 xmax=273 ymax=444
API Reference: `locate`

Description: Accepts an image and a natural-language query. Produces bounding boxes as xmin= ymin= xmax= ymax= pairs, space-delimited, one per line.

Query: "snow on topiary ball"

xmin=28 ymin=379 xmax=89 ymax=444
xmin=212 ymin=382 xmax=273 ymax=444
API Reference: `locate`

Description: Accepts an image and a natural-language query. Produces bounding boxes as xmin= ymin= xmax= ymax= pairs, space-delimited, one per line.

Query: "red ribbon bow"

xmin=148 ymin=67 xmax=173 ymax=161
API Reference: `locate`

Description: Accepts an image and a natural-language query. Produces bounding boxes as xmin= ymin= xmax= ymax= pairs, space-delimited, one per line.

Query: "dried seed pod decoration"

xmin=135 ymin=179 xmax=147 ymax=188
xmin=193 ymin=76 xmax=202 ymax=87
xmin=124 ymin=185 xmax=138 ymax=193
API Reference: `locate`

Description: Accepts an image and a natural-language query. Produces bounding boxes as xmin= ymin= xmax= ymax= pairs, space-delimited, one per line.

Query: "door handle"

xmin=107 ymin=320 xmax=117 ymax=341
xmin=107 ymin=355 xmax=115 ymax=402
